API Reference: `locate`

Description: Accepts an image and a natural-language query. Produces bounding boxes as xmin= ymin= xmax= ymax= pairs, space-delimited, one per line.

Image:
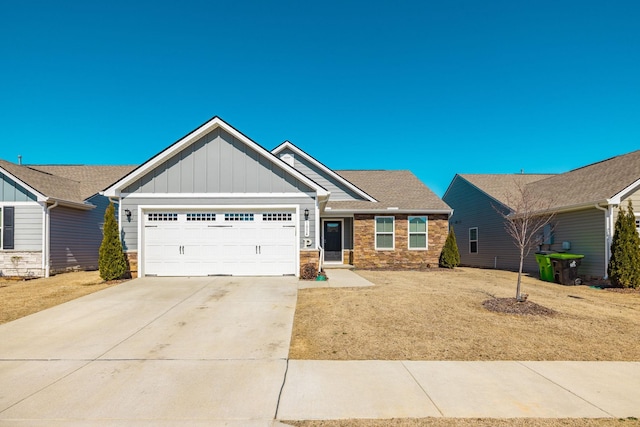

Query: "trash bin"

xmin=535 ymin=253 xmax=554 ymax=282
xmin=548 ymin=253 xmax=584 ymax=286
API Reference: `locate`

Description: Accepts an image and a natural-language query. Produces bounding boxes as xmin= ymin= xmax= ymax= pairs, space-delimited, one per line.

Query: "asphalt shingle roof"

xmin=0 ymin=160 xmax=135 ymax=205
xmin=328 ymin=170 xmax=451 ymax=212
xmin=460 ymin=150 xmax=640 ymax=211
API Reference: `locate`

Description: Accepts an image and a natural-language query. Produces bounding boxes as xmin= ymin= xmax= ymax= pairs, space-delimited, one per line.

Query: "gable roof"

xmin=326 ymin=170 xmax=451 ymax=213
xmin=527 ymin=150 xmax=640 ymax=209
xmin=0 ymin=160 xmax=135 ymax=208
xmin=271 ymin=141 xmax=377 ymax=202
xmin=450 ymin=150 xmax=640 ymax=212
xmin=103 ymin=116 xmax=329 ymax=198
xmin=454 ymin=174 xmax=555 ymax=207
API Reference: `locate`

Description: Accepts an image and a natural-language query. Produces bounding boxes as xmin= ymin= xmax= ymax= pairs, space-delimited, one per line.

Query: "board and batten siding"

xmin=444 ymin=176 xmax=526 ymax=272
xmin=49 ymin=195 xmax=110 ymax=273
xmin=120 ymin=195 xmax=317 ymax=252
xmin=0 ymin=172 xmax=38 ymax=202
xmin=278 ymin=148 xmax=366 ymax=201
xmin=123 ymin=128 xmax=313 ymax=195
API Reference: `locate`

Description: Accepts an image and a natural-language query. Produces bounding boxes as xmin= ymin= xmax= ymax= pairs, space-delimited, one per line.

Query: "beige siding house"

xmin=443 ymin=150 xmax=640 ymax=280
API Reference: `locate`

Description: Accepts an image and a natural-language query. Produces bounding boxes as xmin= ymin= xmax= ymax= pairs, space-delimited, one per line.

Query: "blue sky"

xmin=1 ymin=1 xmax=638 ymax=197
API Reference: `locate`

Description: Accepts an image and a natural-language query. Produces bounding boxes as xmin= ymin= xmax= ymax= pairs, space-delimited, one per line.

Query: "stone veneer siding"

xmin=0 ymin=251 xmax=43 ymax=278
xmin=125 ymin=252 xmax=138 ymax=279
xmin=353 ymin=214 xmax=448 ymax=269
xmin=300 ymin=250 xmax=320 ymax=275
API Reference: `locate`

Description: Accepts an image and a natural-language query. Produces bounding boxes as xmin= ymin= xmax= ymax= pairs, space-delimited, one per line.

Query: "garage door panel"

xmin=143 ymin=210 xmax=297 ymax=277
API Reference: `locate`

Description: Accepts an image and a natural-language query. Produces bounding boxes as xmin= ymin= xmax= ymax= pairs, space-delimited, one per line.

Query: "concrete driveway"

xmin=0 ymin=276 xmax=298 ymax=426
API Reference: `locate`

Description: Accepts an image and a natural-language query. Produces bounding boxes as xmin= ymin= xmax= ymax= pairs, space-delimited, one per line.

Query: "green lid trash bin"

xmin=548 ymin=253 xmax=584 ymax=286
xmin=535 ymin=253 xmax=554 ymax=282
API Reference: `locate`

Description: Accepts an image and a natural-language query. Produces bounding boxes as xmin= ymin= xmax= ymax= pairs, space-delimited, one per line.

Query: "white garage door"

xmin=143 ymin=211 xmax=297 ymax=276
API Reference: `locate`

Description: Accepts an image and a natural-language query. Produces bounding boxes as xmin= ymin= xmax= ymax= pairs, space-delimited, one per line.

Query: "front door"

xmin=323 ymin=220 xmax=342 ymax=262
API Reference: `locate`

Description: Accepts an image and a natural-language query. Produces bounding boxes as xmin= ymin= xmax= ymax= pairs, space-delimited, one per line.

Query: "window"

xmin=375 ymin=216 xmax=394 ymax=249
xmin=225 ymin=213 xmax=254 ymax=221
xmin=1 ymin=207 xmax=14 ymax=250
xmin=408 ymin=216 xmax=428 ymax=249
xmin=186 ymin=213 xmax=216 ymax=221
xmin=469 ymin=227 xmax=478 ymax=253
xmin=147 ymin=213 xmax=178 ymax=221
xmin=263 ymin=213 xmax=292 ymax=221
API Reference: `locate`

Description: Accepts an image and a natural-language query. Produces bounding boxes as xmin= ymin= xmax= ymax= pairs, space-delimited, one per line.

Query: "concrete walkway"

xmin=0 ymin=271 xmax=638 ymax=426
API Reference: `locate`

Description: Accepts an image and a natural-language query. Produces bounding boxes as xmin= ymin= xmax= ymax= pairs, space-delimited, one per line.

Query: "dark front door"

xmin=323 ymin=221 xmax=342 ymax=262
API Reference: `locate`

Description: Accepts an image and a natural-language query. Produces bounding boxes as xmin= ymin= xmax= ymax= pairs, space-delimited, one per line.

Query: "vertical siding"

xmin=278 ymin=148 xmax=366 ymax=201
xmin=123 ymin=128 xmax=313 ymax=194
xmin=0 ymin=172 xmax=37 ymax=202
xmin=121 ymin=195 xmax=317 ymax=252
xmin=49 ymin=195 xmax=110 ymax=272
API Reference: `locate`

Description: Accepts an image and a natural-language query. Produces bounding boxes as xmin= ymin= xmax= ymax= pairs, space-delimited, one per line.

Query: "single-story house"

xmin=0 ymin=161 xmax=135 ymax=277
xmin=442 ymin=150 xmax=640 ymax=280
xmin=102 ymin=116 xmax=452 ymax=277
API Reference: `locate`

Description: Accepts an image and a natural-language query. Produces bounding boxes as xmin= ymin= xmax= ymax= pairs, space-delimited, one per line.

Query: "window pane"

xmin=470 ymin=241 xmax=478 ymax=253
xmin=469 ymin=228 xmax=477 ymax=240
xmin=409 ymin=234 xmax=427 ymax=248
xmin=377 ymin=234 xmax=393 ymax=248
xmin=409 ymin=217 xmax=426 ymax=233
xmin=376 ymin=217 xmax=393 ymax=232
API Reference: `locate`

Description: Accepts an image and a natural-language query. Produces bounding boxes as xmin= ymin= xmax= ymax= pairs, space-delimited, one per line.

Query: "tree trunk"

xmin=516 ymin=247 xmax=525 ymax=301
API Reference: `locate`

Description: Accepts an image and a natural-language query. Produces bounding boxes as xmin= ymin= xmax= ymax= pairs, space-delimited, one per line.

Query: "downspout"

xmin=594 ymin=203 xmax=611 ymax=279
xmin=44 ymin=201 xmax=59 ymax=278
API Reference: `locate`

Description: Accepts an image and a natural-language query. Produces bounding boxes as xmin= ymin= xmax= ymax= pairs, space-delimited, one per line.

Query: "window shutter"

xmin=3 ymin=206 xmax=14 ymax=249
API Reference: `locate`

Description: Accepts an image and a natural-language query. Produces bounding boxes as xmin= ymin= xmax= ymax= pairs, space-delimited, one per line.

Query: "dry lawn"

xmin=289 ymin=268 xmax=640 ymax=361
xmin=0 ymin=271 xmax=121 ymax=324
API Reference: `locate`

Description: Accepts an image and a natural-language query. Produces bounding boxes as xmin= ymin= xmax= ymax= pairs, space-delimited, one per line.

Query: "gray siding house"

xmin=0 ymin=162 xmax=134 ymax=277
xmin=104 ymin=117 xmax=452 ymax=277
xmin=443 ymin=150 xmax=640 ymax=280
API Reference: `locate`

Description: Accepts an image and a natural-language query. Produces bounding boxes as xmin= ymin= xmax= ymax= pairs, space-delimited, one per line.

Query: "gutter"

xmin=323 ymin=208 xmax=453 ymax=215
xmin=594 ymin=202 xmax=613 ymax=279
xmin=44 ymin=201 xmax=59 ymax=278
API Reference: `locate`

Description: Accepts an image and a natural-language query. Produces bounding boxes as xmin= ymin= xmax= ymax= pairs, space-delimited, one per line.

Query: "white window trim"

xmin=408 ymin=216 xmax=428 ymax=250
xmin=469 ymin=227 xmax=478 ymax=254
xmin=375 ymin=216 xmax=395 ymax=250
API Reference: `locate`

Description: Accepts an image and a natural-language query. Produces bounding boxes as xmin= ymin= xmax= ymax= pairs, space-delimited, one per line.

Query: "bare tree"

xmin=495 ymin=179 xmax=556 ymax=301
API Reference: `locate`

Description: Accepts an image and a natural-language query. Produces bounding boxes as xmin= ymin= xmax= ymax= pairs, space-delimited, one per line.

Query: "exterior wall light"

xmin=304 ymin=208 xmax=309 ymax=220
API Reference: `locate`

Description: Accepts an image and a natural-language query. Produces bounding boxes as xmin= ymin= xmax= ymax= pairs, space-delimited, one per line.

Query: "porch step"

xmin=322 ymin=264 xmax=354 ymax=270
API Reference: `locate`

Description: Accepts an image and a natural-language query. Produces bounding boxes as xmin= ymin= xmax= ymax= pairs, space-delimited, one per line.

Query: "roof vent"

xmin=280 ymin=153 xmax=295 ymax=167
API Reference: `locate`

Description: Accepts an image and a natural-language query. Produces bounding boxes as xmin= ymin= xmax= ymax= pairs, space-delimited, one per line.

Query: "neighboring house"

xmin=0 ymin=161 xmax=135 ymax=277
xmin=443 ymin=150 xmax=640 ymax=280
xmin=103 ymin=116 xmax=452 ymax=277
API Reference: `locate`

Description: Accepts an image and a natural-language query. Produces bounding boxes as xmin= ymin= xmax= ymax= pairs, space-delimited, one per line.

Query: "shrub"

xmin=300 ymin=263 xmax=318 ymax=280
xmin=439 ymin=226 xmax=461 ymax=269
xmin=98 ymin=202 xmax=128 ymax=281
xmin=608 ymin=200 xmax=640 ymax=288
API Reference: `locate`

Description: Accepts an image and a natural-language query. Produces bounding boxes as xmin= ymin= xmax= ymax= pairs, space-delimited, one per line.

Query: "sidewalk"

xmin=277 ymin=360 xmax=640 ymax=420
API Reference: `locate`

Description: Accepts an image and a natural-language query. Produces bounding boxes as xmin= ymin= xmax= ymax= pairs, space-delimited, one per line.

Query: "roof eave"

xmin=323 ymin=208 xmax=452 ymax=215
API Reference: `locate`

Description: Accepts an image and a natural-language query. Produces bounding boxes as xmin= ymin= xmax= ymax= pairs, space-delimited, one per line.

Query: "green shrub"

xmin=439 ymin=226 xmax=461 ymax=269
xmin=608 ymin=200 xmax=640 ymax=288
xmin=98 ymin=202 xmax=128 ymax=281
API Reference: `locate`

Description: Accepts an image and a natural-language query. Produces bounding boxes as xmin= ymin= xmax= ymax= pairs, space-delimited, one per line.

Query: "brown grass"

xmin=289 ymin=268 xmax=640 ymax=361
xmin=284 ymin=418 xmax=640 ymax=427
xmin=0 ymin=271 xmax=121 ymax=324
